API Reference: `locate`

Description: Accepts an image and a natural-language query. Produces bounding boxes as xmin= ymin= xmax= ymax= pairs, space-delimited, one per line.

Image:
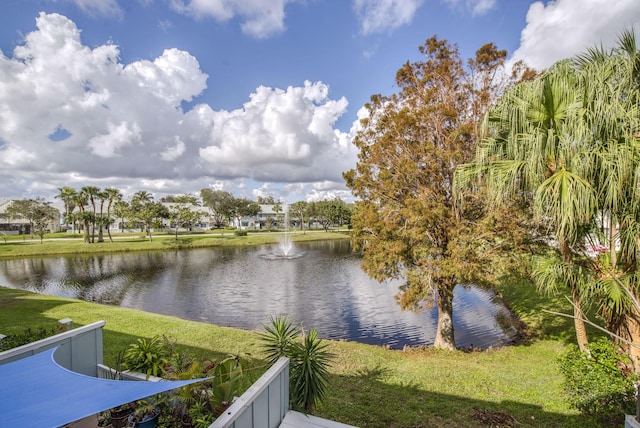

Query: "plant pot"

xmin=129 ymin=408 xmax=160 ymax=428
xmin=110 ymin=407 xmax=133 ymax=428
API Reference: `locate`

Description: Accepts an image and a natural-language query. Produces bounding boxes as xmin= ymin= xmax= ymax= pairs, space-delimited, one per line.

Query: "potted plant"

xmin=129 ymin=399 xmax=161 ymax=428
xmin=109 ymin=403 xmax=134 ymax=428
xmin=164 ymin=358 xmax=206 ymax=426
xmin=106 ymin=350 xmax=134 ymax=428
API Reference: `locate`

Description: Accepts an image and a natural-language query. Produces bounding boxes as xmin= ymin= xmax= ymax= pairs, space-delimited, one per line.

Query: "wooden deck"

xmin=279 ymin=411 xmax=357 ymax=428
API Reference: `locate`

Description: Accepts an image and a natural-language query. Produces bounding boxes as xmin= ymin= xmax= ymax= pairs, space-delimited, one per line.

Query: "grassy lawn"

xmin=0 ymin=275 xmax=604 ymax=427
xmin=0 ymin=230 xmax=349 ymax=258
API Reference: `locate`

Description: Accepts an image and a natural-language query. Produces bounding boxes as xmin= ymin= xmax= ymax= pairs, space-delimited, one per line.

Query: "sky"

xmin=1 ymin=0 xmax=639 ymax=204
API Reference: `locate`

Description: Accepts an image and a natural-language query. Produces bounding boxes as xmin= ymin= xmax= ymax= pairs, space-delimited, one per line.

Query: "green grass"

xmin=0 ymin=280 xmax=604 ymax=427
xmin=0 ymin=230 xmax=349 ymax=258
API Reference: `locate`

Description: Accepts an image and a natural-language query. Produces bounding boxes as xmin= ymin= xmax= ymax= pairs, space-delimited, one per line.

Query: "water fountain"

xmin=261 ymin=202 xmax=304 ymax=260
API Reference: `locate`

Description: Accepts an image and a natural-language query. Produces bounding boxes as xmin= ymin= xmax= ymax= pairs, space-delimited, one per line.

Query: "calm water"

xmin=0 ymin=240 xmax=518 ymax=349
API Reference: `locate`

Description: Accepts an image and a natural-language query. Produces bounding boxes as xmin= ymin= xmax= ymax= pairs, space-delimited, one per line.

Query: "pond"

xmin=0 ymin=239 xmax=519 ymax=349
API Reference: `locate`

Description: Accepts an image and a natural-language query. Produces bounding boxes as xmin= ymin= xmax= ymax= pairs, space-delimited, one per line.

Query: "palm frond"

xmin=534 ymin=168 xmax=596 ymax=244
xmin=532 ymin=254 xmax=592 ymax=296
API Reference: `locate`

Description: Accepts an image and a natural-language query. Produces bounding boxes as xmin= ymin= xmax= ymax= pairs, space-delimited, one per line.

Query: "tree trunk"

xmin=627 ymin=314 xmax=640 ymax=374
xmin=560 ymin=238 xmax=589 ymax=351
xmin=83 ymin=220 xmax=91 ymax=244
xmin=98 ymin=226 xmax=104 ymax=243
xmin=610 ymin=215 xmax=617 ymax=268
xmin=433 ymin=284 xmax=456 ymax=350
xmin=622 ymin=290 xmax=640 ymax=374
xmin=571 ymin=287 xmax=589 ymax=352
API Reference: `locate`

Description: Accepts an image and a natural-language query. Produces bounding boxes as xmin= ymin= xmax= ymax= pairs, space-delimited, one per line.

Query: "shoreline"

xmin=0 ymin=230 xmax=351 ymax=259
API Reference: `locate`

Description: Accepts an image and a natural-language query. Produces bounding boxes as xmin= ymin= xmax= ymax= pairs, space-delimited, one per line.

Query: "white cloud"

xmin=198 ymin=81 xmax=355 ymax=183
xmin=160 ymin=137 xmax=187 ymax=161
xmin=511 ymin=0 xmax=640 ymax=70
xmin=88 ymin=121 xmax=142 ymax=158
xmin=469 ymin=0 xmax=495 ymax=16
xmin=0 ymin=13 xmax=210 ymax=183
xmin=123 ymin=48 xmax=208 ymax=105
xmin=354 ymin=0 xmax=423 ymax=35
xmin=442 ymin=0 xmax=496 ymax=16
xmin=54 ymin=0 xmax=122 ymax=17
xmin=0 ymin=12 xmax=356 ymax=202
xmin=169 ymin=0 xmax=290 ymax=38
xmin=0 ymin=146 xmax=36 ymax=166
xmin=158 ymin=19 xmax=174 ymax=31
xmin=305 ymin=187 xmax=354 ymax=203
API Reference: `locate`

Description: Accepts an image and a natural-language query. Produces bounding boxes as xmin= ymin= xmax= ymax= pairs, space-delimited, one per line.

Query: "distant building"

xmin=0 ymin=198 xmax=28 ymax=234
xmin=0 ymin=198 xmax=62 ymax=235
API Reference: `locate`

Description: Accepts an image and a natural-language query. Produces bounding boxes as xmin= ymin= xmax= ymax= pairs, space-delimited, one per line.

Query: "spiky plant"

xmin=259 ymin=316 xmax=334 ymax=413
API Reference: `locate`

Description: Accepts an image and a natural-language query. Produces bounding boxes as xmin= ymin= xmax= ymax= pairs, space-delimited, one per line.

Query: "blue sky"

xmin=1 ymin=0 xmax=639 ymax=203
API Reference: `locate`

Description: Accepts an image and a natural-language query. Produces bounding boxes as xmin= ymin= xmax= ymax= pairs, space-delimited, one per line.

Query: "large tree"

xmin=457 ymin=30 xmax=640 ymax=356
xmin=344 ymin=37 xmax=522 ymax=349
xmin=167 ymin=194 xmax=202 ymax=240
xmin=459 ymin=60 xmax=594 ymax=351
xmin=112 ymin=200 xmax=130 ymax=234
xmin=130 ymin=191 xmax=168 ymax=242
xmin=567 ymin=32 xmax=640 ymax=362
xmin=200 ymin=189 xmax=235 ymax=231
xmin=54 ymin=187 xmax=76 ymax=232
xmin=311 ymin=199 xmax=349 ymax=232
xmin=95 ymin=189 xmax=108 ymax=243
xmin=230 ymin=198 xmax=261 ymax=230
xmin=80 ymin=186 xmax=100 ymax=243
xmin=5 ymin=198 xmax=59 ymax=243
xmin=289 ymin=201 xmax=309 ymax=233
xmin=103 ymin=187 xmax=123 ymax=242
xmin=71 ymin=190 xmax=91 ymax=243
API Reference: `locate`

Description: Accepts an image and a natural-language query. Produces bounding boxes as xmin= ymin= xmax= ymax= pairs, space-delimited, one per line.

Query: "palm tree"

xmin=72 ymin=191 xmax=91 ymax=244
xmin=131 ymin=191 xmax=160 ymax=240
xmin=457 ymin=30 xmax=640 ymax=356
xmin=131 ymin=191 xmax=151 ymax=233
xmin=96 ymin=189 xmax=108 ymax=243
xmin=80 ymin=186 xmax=100 ymax=243
xmin=572 ymin=30 xmax=640 ymax=365
xmin=112 ymin=200 xmax=130 ymax=234
xmin=54 ymin=187 xmax=76 ymax=232
xmin=103 ymin=188 xmax=123 ymax=242
xmin=458 ymin=61 xmax=596 ymax=350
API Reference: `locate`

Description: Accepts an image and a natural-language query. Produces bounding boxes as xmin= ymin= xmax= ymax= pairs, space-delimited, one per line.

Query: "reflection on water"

xmin=0 ymin=240 xmax=519 ymax=349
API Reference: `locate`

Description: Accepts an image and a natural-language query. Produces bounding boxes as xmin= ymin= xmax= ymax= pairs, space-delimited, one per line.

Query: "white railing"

xmin=0 ymin=320 xmax=105 ymax=376
xmin=211 ymin=357 xmax=290 ymax=428
xmin=97 ymin=363 xmax=164 ymax=382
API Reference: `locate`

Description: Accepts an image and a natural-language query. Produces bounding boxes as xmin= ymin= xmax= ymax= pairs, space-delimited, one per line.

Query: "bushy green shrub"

xmin=234 ymin=230 xmax=247 ymax=236
xmin=0 ymin=326 xmax=57 ymax=351
xmin=209 ymin=355 xmax=246 ymax=413
xmin=123 ymin=335 xmax=170 ymax=379
xmin=558 ymin=338 xmax=637 ymax=422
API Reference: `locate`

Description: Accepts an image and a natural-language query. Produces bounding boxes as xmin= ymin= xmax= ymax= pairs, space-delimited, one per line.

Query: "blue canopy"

xmin=0 ymin=347 xmax=207 ymax=428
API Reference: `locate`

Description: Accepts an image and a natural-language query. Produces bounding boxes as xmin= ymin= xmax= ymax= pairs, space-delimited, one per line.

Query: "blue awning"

xmin=0 ymin=347 xmax=208 ymax=428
